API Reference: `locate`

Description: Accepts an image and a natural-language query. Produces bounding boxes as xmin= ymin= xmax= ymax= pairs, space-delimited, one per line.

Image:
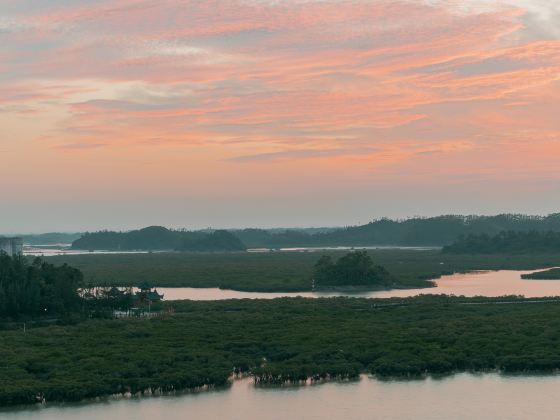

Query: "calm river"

xmin=5 ymin=374 xmax=560 ymax=420
xmin=158 ymin=269 xmax=560 ymax=300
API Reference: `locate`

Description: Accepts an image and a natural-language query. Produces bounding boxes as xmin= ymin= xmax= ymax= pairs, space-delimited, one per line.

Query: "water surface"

xmin=159 ymin=269 xmax=560 ymax=300
xmin=5 ymin=374 xmax=560 ymax=420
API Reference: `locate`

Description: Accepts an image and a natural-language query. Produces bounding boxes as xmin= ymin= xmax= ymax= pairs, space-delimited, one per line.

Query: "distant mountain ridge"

xmin=72 ymin=226 xmax=246 ymax=252
xmin=442 ymin=231 xmax=560 ymax=254
xmin=69 ymin=214 xmax=560 ymax=250
xmin=233 ymin=214 xmax=560 ymax=247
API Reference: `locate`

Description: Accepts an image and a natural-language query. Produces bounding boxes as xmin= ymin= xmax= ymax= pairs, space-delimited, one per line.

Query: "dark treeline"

xmin=72 ymin=226 xmax=246 ymax=252
xmin=234 ymin=214 xmax=560 ymax=247
xmin=0 ymin=255 xmax=146 ymax=320
xmin=4 ymin=296 xmax=560 ymax=406
xmin=69 ymin=214 xmax=560 ymax=250
xmin=443 ymin=231 xmax=560 ymax=254
xmin=0 ymin=254 xmax=83 ymax=319
xmin=313 ymin=251 xmax=394 ymax=289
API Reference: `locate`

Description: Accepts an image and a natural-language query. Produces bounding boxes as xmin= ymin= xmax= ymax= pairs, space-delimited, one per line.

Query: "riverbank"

xmin=43 ymin=250 xmax=560 ymax=292
xmin=3 ymin=296 xmax=560 ymax=407
xmin=7 ymin=373 xmax=560 ymax=420
xmin=522 ymin=268 xmax=560 ymax=280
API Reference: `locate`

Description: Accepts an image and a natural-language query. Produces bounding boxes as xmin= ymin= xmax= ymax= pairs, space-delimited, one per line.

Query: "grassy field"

xmin=44 ymin=250 xmax=560 ymax=292
xmin=3 ymin=296 xmax=560 ymax=406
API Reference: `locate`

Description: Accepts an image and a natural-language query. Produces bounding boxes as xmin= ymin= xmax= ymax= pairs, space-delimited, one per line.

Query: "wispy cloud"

xmin=1 ymin=0 xmax=560 ymax=221
xmin=229 ymin=147 xmax=379 ymax=162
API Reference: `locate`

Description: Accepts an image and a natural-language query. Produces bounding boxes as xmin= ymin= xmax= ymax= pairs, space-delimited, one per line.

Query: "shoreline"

xmin=6 ymin=370 xmax=560 ymax=412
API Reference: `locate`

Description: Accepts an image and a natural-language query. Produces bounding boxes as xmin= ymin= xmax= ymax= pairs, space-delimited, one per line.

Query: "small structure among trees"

xmin=313 ymin=251 xmax=394 ymax=289
xmin=133 ymin=282 xmax=164 ymax=306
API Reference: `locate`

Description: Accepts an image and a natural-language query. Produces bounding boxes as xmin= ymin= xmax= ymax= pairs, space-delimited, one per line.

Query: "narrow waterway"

xmin=157 ymin=269 xmax=560 ymax=300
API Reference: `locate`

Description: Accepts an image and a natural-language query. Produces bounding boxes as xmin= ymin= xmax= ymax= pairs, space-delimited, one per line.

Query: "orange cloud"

xmin=1 ymin=0 xmax=560 ymax=219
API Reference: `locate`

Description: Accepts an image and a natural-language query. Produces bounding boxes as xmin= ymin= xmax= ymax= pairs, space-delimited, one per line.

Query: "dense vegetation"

xmin=234 ymin=214 xmax=560 ymax=247
xmin=522 ymin=268 xmax=560 ymax=280
xmin=68 ymin=214 xmax=560 ymax=250
xmin=0 ymin=254 xmax=83 ymax=319
xmin=72 ymin=227 xmax=246 ymax=252
xmin=443 ymin=231 xmax=560 ymax=254
xmin=46 ymin=250 xmax=560 ymax=292
xmin=0 ymin=255 xmax=150 ymax=321
xmin=4 ymin=296 xmax=560 ymax=406
xmin=313 ymin=251 xmax=394 ymax=289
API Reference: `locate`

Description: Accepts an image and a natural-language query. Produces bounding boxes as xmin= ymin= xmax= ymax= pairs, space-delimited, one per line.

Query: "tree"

xmin=313 ymin=251 xmax=393 ymax=288
xmin=0 ymin=254 xmax=83 ymax=319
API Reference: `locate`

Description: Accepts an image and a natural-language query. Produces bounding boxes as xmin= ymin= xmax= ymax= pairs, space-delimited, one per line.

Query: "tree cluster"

xmin=72 ymin=226 xmax=246 ymax=252
xmin=313 ymin=251 xmax=394 ymax=288
xmin=0 ymin=254 xmax=83 ymax=319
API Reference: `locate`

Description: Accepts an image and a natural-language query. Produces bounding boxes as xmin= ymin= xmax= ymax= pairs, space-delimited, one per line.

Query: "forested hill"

xmin=72 ymin=214 xmax=560 ymax=250
xmin=234 ymin=214 xmax=560 ymax=247
xmin=72 ymin=227 xmax=246 ymax=252
xmin=442 ymin=231 xmax=560 ymax=254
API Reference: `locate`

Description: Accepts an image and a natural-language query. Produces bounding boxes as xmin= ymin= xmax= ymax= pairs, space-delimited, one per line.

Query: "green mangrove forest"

xmin=4 ymin=296 xmax=560 ymax=406
xmin=46 ymin=249 xmax=560 ymax=292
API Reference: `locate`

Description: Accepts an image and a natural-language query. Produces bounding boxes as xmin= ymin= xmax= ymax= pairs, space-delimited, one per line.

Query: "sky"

xmin=1 ymin=0 xmax=559 ymax=232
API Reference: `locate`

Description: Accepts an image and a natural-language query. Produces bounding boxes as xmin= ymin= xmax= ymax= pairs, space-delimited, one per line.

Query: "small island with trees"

xmin=313 ymin=251 xmax=395 ymax=290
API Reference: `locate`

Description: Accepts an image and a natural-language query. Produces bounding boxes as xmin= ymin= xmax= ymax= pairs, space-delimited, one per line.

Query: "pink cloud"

xmin=1 ymin=0 xmax=560 ymax=202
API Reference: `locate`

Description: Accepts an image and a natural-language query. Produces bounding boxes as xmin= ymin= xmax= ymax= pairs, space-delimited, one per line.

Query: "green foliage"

xmin=313 ymin=251 xmax=393 ymax=288
xmin=521 ymin=268 xmax=560 ymax=280
xmin=234 ymin=214 xmax=560 ymax=247
xmin=4 ymin=297 xmax=560 ymax=406
xmin=0 ymin=254 xmax=83 ymax=319
xmin=70 ymin=214 xmax=560 ymax=251
xmin=45 ymin=250 xmax=560 ymax=292
xmin=72 ymin=227 xmax=246 ymax=252
xmin=443 ymin=231 xmax=560 ymax=254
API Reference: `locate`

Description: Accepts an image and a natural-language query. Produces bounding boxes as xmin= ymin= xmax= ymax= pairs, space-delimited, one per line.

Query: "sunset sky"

xmin=1 ymin=0 xmax=559 ymax=232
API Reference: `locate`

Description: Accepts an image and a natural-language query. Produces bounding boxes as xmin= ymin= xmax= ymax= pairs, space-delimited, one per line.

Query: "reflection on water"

xmin=5 ymin=374 xmax=560 ymax=420
xmin=25 ymin=245 xmax=436 ymax=257
xmin=160 ymin=269 xmax=560 ymax=300
xmin=23 ymin=246 xmax=150 ymax=257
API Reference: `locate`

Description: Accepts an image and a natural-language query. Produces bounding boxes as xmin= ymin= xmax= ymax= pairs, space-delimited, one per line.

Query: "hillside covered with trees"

xmin=72 ymin=227 xmax=246 ymax=252
xmin=30 ymin=214 xmax=560 ymax=250
xmin=234 ymin=214 xmax=560 ymax=247
xmin=442 ymin=231 xmax=560 ymax=254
